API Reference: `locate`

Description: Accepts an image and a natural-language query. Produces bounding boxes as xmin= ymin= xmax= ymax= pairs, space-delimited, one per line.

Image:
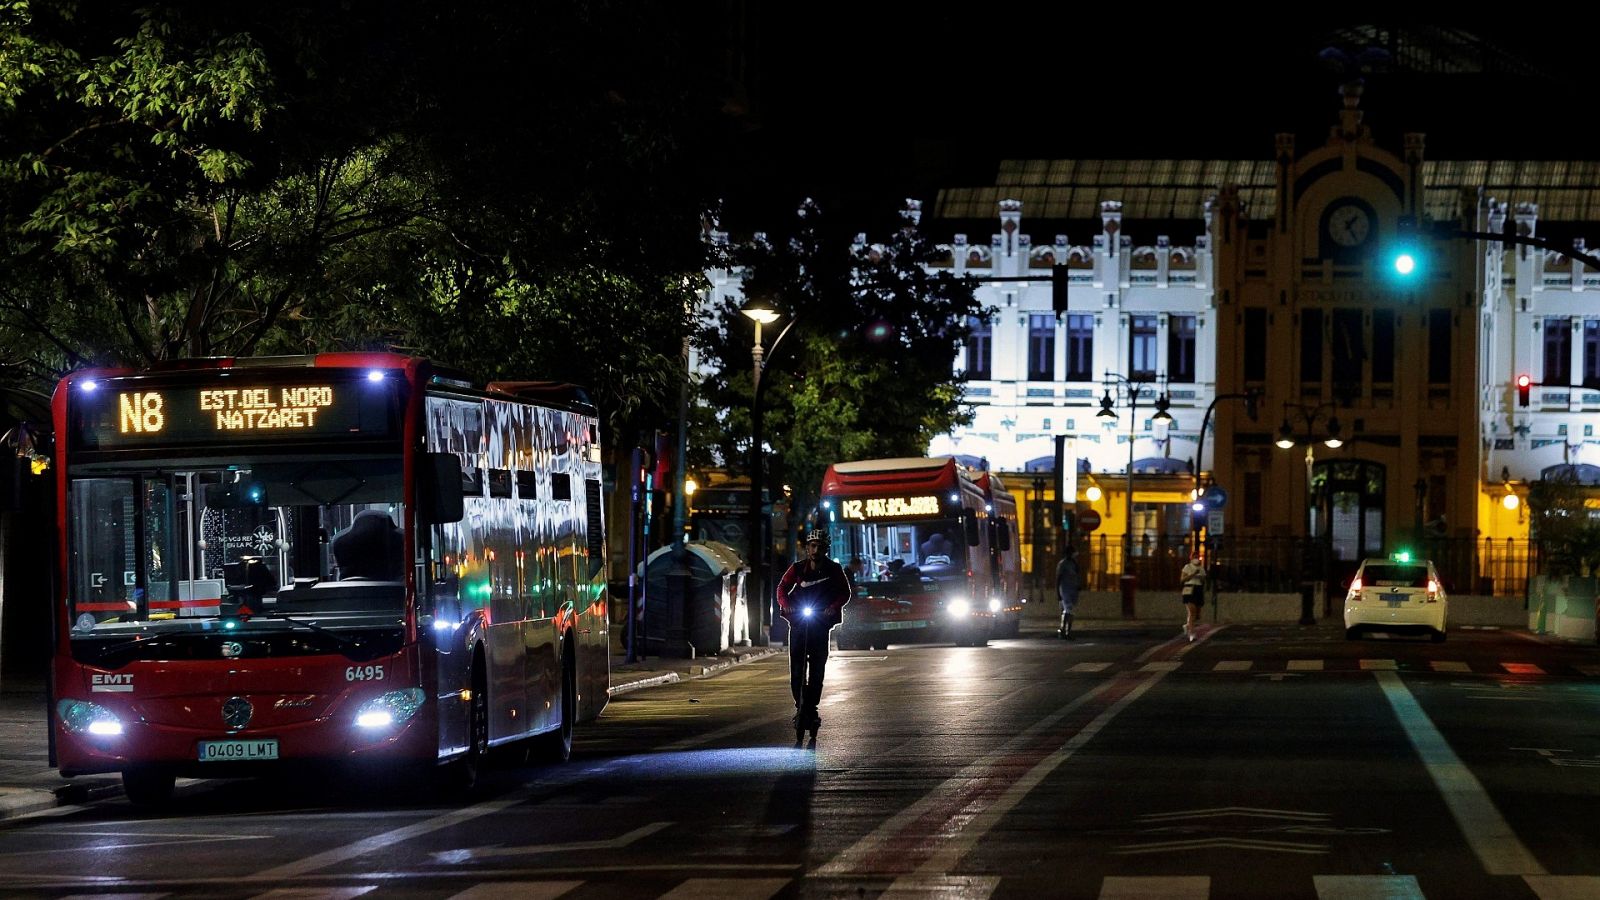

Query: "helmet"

xmin=804 ymin=528 xmax=829 ymax=545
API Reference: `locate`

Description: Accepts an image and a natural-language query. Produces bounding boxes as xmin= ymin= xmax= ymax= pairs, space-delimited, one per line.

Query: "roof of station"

xmin=935 ymin=159 xmax=1600 ymax=223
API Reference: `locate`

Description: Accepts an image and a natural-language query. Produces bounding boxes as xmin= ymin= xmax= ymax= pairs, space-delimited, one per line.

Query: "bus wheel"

xmin=445 ymin=649 xmax=489 ymax=792
xmin=533 ymin=638 xmax=575 ymax=764
xmin=122 ymin=767 xmax=175 ymax=807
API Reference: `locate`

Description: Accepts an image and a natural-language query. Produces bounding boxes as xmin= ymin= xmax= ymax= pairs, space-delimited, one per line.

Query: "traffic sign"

xmin=1077 ymin=508 xmax=1102 ymax=532
xmin=1207 ymin=510 xmax=1225 ymax=536
xmin=1203 ymin=486 xmax=1228 ymax=509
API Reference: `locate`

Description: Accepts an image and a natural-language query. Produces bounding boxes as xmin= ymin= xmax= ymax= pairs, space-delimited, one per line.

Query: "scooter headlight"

xmin=801 ymin=606 xmax=814 ymax=618
xmin=947 ymin=597 xmax=971 ymax=617
xmin=355 ymin=688 xmax=426 ymax=730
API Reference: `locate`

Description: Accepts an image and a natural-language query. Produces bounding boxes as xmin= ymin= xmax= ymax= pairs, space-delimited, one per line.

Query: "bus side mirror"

xmin=422 ymin=453 xmax=465 ymax=524
xmin=963 ymin=510 xmax=981 ymax=546
xmin=995 ymin=519 xmax=1011 ymax=552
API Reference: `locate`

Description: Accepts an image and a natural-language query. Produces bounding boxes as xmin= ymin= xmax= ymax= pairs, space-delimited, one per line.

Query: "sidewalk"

xmin=0 ymin=645 xmax=782 ymax=821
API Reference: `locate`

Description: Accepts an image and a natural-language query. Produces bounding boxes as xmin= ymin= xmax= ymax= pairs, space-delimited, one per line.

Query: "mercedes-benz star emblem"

xmin=222 ymin=641 xmax=244 ymax=659
xmin=222 ymin=696 xmax=253 ymax=730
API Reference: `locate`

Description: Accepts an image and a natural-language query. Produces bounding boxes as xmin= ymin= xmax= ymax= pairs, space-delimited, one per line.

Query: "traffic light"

xmin=1517 ymin=374 xmax=1532 ymax=407
xmin=1052 ymin=264 xmax=1070 ymax=315
xmin=1387 ymin=216 xmax=1423 ymax=281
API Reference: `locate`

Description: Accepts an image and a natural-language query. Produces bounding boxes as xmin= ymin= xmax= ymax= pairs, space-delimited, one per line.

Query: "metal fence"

xmin=1057 ymin=533 xmax=1537 ymax=599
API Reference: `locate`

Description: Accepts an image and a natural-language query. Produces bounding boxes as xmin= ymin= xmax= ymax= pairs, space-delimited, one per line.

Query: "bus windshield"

xmin=67 ymin=457 xmax=406 ymax=638
xmin=829 ymin=517 xmax=967 ymax=585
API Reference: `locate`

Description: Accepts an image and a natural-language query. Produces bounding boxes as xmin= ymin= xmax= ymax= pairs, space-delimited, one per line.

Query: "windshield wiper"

xmin=238 ymin=610 xmax=366 ymax=652
xmin=89 ymin=633 xmax=188 ymax=664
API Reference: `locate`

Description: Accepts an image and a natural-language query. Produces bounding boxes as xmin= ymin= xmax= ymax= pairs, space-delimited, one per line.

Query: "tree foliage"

xmin=693 ymin=201 xmax=983 ymax=519
xmin=0 ymin=0 xmax=727 ymax=442
xmin=1528 ymin=472 xmax=1600 ymax=577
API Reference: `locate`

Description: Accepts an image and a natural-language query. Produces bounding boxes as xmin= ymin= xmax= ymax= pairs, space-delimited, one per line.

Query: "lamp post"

xmin=1273 ymin=402 xmax=1346 ymax=624
xmin=742 ymin=297 xmax=797 ymax=648
xmin=1095 ymin=373 xmax=1171 ymax=614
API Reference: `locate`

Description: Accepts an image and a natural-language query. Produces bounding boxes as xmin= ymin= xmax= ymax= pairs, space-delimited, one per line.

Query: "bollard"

xmin=1119 ymin=574 xmax=1137 ymax=618
xmin=1299 ymin=580 xmax=1317 ymax=625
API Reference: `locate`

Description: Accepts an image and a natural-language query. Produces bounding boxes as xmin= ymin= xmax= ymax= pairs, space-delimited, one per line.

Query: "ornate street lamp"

xmin=741 ymin=297 xmax=797 ymax=647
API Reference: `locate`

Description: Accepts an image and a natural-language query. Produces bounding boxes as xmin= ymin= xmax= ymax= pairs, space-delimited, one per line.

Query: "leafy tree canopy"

xmin=0 ymin=0 xmax=730 ymax=442
xmin=693 ymin=200 xmax=983 ymax=518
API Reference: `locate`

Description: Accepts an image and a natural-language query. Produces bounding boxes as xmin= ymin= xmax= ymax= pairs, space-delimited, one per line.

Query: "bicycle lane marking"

xmin=816 ymin=629 xmax=1216 ymax=877
xmin=1373 ymin=670 xmax=1547 ymax=876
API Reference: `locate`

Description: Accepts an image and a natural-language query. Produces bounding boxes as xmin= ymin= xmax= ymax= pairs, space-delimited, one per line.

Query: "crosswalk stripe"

xmin=1098 ymin=875 xmax=1209 ymax=898
xmin=1287 ymin=659 xmax=1324 ymax=671
xmin=1212 ymin=660 xmax=1252 ymax=671
xmin=882 ymin=874 xmax=1000 ymax=898
xmin=60 ymin=895 xmax=169 ymax=900
xmin=1523 ymin=874 xmax=1600 ymax=899
xmin=244 ymin=883 xmax=376 ymax=890
xmin=1503 ymin=663 xmax=1546 ymax=675
xmin=1430 ymin=661 xmax=1471 ymax=673
xmin=1359 ymin=659 xmax=1397 ymax=670
xmin=447 ymin=882 xmax=583 ymax=900
xmin=1141 ymin=661 xmax=1182 ymax=672
xmin=655 ymin=878 xmax=789 ymax=900
xmin=1070 ymin=662 xmax=1112 ymax=672
xmin=1314 ymin=874 xmax=1425 ymax=898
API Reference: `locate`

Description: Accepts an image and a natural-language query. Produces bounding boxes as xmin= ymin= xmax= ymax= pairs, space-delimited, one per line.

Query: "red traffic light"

xmin=1517 ymin=374 xmax=1532 ymax=407
xmin=1517 ymin=374 xmax=1531 ymax=388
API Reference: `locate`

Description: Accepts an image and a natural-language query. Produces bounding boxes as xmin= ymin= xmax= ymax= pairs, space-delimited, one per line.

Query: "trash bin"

xmin=1119 ymin=574 xmax=1137 ymax=618
xmin=639 ymin=541 xmax=747 ymax=657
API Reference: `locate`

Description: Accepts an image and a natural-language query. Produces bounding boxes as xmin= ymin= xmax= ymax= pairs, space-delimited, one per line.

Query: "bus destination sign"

xmin=74 ymin=379 xmax=399 ymax=450
xmin=839 ymin=494 xmax=942 ymax=522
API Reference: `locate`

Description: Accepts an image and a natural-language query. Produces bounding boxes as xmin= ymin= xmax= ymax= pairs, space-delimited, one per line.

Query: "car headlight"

xmin=947 ymin=597 xmax=971 ymax=617
xmin=355 ymin=688 xmax=426 ymax=729
xmin=57 ymin=699 xmax=123 ymax=736
xmin=988 ymin=598 xmax=1002 ymax=613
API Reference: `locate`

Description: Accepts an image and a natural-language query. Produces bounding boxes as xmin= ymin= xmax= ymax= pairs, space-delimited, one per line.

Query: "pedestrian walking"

xmin=1180 ymin=554 xmax=1206 ymax=641
xmin=775 ymin=528 xmax=851 ymax=737
xmin=1055 ymin=544 xmax=1081 ymax=639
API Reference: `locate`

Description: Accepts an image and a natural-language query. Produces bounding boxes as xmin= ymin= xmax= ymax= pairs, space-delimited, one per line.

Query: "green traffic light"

xmin=1393 ymin=253 xmax=1416 ymax=276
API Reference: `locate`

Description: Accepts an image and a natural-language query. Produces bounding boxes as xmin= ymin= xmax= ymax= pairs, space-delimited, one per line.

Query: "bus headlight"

xmin=354 ymin=688 xmax=425 ymax=730
xmin=57 ymin=699 xmax=123 ymax=737
xmin=947 ymin=598 xmax=971 ymax=617
xmin=988 ymin=598 xmax=1002 ymax=613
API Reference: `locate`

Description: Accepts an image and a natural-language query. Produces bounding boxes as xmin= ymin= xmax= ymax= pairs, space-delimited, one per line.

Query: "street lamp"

xmin=742 ymin=297 xmax=797 ymax=647
xmin=1096 ymin=373 xmax=1171 ymax=612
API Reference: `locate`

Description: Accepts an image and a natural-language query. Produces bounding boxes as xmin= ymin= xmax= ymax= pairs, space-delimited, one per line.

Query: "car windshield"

xmin=67 ymin=457 xmax=406 ymax=640
xmin=1362 ymin=564 xmax=1429 ymax=587
xmin=828 ymin=517 xmax=967 ymax=585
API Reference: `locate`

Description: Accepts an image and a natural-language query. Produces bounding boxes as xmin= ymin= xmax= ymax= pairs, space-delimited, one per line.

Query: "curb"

xmin=607 ymin=672 xmax=681 ymax=697
xmin=607 ymin=646 xmax=783 ymax=697
xmin=0 ymin=779 xmax=123 ymax=821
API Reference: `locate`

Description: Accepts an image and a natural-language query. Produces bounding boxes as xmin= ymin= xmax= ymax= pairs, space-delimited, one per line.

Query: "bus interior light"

xmin=366 ymin=370 xmax=385 ymax=382
xmin=80 ymin=379 xmax=98 ymax=392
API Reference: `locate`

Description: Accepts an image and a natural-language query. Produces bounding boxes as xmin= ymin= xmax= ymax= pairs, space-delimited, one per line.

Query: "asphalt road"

xmin=2 ymin=623 xmax=1599 ymax=899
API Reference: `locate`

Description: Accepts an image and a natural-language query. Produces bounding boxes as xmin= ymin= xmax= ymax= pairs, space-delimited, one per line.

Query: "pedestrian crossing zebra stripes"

xmin=1060 ymin=658 xmax=1594 ymax=677
xmin=76 ymin=873 xmax=1600 ymax=899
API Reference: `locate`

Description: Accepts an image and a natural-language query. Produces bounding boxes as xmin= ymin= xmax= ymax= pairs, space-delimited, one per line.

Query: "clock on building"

xmin=1324 ymin=200 xmax=1373 ymax=248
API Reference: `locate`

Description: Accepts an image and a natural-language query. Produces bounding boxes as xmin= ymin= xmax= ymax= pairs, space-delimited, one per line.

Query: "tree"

xmin=1528 ymin=472 xmax=1600 ymax=578
xmin=0 ymin=0 xmax=730 ymax=446
xmin=693 ymin=200 xmax=983 ymax=524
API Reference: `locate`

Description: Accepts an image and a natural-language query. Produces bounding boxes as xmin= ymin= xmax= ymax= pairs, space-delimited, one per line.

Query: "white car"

xmin=1343 ymin=557 xmax=1448 ymax=642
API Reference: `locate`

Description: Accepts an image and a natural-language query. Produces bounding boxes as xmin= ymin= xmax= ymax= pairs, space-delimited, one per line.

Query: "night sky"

xmin=721 ymin=15 xmax=1591 ymax=233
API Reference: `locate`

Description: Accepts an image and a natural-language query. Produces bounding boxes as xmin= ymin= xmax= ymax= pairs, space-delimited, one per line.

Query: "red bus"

xmin=822 ymin=457 xmax=1022 ymax=649
xmin=49 ymin=353 xmax=609 ymax=804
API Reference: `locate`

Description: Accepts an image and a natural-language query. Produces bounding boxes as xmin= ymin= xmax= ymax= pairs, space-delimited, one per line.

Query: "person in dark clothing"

xmin=775 ymin=528 xmax=851 ymax=732
xmin=1055 ymin=543 xmax=1081 ymax=639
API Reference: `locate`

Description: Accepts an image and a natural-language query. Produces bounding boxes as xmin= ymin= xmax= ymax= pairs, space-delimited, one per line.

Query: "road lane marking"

xmin=1430 ymin=661 xmax=1471 ymax=673
xmin=1313 ymin=875 xmax=1424 ymax=899
xmin=446 ymin=883 xmax=582 ymax=900
xmin=434 ymin=822 xmax=671 ymax=863
xmin=244 ymin=883 xmax=376 ymax=890
xmin=816 ymin=666 xmax=1171 ymax=875
xmin=656 ymin=878 xmax=790 ymax=900
xmin=1577 ymin=666 xmax=1600 ymax=677
xmin=1212 ymin=660 xmax=1252 ymax=672
xmin=1359 ymin=659 xmax=1397 ymax=670
xmin=1112 ymin=836 xmax=1327 ymax=855
xmin=1141 ymin=661 xmax=1182 ymax=672
xmin=60 ymin=895 xmax=170 ymax=900
xmin=881 ymin=874 xmax=999 ymax=898
xmin=1098 ymin=876 xmax=1209 ymax=898
xmin=1374 ymin=670 xmax=1547 ymax=875
xmin=1523 ymin=875 xmax=1600 ymax=899
xmin=1503 ymin=663 xmax=1546 ymax=675
xmin=1138 ymin=806 xmax=1328 ymax=822
xmin=1070 ymin=662 xmax=1112 ymax=672
xmin=1288 ymin=659 xmax=1323 ymax=671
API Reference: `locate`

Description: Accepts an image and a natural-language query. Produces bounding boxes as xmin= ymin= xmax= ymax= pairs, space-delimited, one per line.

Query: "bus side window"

xmin=963 ymin=510 xmax=980 ymax=546
xmin=422 ymin=453 xmax=465 ymax=524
